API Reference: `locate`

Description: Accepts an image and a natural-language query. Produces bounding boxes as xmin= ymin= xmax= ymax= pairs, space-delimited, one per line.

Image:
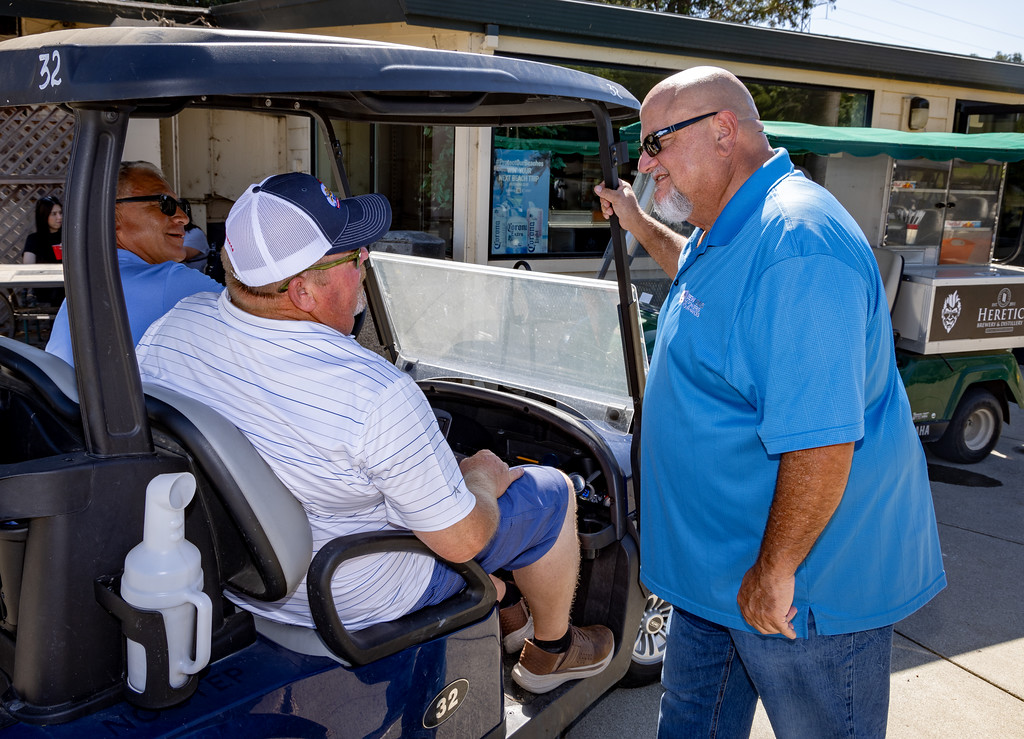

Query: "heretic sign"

xmin=491 ymin=149 xmax=550 ymax=256
xmin=931 ymin=284 xmax=1024 ymax=342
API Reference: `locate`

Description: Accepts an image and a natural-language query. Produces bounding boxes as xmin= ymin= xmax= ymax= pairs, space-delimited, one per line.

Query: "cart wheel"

xmin=929 ymin=387 xmax=1002 ymax=464
xmin=0 ymin=293 xmax=14 ymax=338
xmin=619 ymin=592 xmax=671 ymax=688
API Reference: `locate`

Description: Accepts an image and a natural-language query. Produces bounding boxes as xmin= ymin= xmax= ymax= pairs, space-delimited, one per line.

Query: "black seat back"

xmin=0 ymin=338 xmax=186 ymax=718
xmin=0 ymin=337 xmax=81 ymax=637
xmin=871 ymin=247 xmax=904 ymax=315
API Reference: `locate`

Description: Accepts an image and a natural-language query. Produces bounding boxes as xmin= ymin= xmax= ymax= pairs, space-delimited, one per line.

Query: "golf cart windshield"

xmin=370 ymin=253 xmax=639 ymax=433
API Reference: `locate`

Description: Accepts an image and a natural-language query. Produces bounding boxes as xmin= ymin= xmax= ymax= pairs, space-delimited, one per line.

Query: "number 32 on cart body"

xmin=38 ymin=50 xmax=63 ymax=90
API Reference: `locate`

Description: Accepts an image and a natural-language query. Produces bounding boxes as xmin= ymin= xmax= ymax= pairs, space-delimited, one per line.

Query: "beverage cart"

xmin=764 ymin=122 xmax=1024 ymax=463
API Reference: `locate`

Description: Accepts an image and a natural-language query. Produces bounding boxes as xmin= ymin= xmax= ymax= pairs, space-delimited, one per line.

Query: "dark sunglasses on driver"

xmin=115 ymin=194 xmax=192 ymax=221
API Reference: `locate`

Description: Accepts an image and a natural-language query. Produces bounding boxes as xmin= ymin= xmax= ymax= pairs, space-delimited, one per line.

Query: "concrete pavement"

xmin=567 ymin=407 xmax=1024 ymax=737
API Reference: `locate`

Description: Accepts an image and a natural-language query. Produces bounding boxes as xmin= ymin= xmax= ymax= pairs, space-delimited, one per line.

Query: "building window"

xmin=490 ymin=125 xmax=619 ymax=258
xmin=314 ymin=120 xmax=455 ymax=256
xmin=955 ymin=105 xmax=1024 ymax=263
xmin=488 ymin=60 xmax=871 ymax=260
xmin=745 ymin=79 xmax=871 ymax=128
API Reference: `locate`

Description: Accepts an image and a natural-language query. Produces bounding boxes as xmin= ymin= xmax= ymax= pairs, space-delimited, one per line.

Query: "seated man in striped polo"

xmin=135 ymin=172 xmax=613 ymax=694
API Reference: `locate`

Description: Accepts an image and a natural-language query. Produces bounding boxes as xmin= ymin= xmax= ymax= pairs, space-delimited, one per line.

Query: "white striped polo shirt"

xmin=136 ymin=290 xmax=476 ymax=631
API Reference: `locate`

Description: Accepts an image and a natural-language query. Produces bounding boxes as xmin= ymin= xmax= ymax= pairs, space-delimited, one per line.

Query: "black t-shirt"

xmin=23 ymin=230 xmax=62 ymax=263
xmin=22 ymin=230 xmax=65 ymax=307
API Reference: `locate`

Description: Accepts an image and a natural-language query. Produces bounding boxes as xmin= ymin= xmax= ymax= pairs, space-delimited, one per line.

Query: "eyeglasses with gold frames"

xmin=276 ymin=248 xmax=364 ymax=293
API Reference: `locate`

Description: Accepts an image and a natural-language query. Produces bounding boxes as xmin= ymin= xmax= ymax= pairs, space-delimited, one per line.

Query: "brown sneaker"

xmin=511 ymin=624 xmax=614 ymax=694
xmin=499 ymin=597 xmax=534 ymax=654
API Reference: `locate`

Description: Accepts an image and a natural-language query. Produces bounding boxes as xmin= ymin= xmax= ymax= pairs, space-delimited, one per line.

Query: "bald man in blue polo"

xmin=596 ymin=66 xmax=945 ymax=738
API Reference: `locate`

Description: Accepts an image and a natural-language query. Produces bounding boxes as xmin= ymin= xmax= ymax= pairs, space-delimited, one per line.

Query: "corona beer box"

xmin=892 ymin=264 xmax=1024 ymax=353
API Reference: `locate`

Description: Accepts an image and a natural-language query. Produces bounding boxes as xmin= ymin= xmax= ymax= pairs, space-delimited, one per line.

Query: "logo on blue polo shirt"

xmin=678 ymin=285 xmax=704 ymax=317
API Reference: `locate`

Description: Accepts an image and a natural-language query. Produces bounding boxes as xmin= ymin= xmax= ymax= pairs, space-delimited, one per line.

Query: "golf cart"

xmin=0 ymin=27 xmax=651 ymax=737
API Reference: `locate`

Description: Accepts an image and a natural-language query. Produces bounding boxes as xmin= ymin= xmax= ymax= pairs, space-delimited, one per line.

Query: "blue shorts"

xmin=413 ymin=465 xmax=569 ymax=608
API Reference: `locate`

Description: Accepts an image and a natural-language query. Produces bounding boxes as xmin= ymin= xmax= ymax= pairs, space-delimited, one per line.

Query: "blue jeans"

xmin=658 ymin=607 xmax=892 ymax=739
xmin=412 ymin=465 xmax=569 ymax=609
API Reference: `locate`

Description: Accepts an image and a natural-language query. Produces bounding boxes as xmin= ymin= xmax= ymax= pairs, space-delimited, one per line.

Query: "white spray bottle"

xmin=121 ymin=472 xmax=212 ymax=693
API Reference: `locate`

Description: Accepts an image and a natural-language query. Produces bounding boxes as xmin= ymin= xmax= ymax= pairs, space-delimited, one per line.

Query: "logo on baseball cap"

xmin=225 ymin=173 xmax=391 ymax=287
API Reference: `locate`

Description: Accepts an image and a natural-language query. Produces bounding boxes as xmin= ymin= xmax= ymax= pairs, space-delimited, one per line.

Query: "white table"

xmin=0 ymin=264 xmax=65 ymax=340
xmin=0 ymin=264 xmax=65 ymax=289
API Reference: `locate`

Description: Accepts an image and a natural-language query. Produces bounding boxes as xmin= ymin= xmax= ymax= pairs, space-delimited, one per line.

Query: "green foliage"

xmin=420 ymin=126 xmax=455 ymax=213
xmin=747 ymin=82 xmax=868 ymax=126
xmin=994 ymin=51 xmax=1023 ymax=64
xmin=591 ymin=0 xmax=835 ymax=29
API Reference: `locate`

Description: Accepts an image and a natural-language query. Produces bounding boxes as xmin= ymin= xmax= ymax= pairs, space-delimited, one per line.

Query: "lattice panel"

xmin=0 ymin=105 xmax=74 ymax=263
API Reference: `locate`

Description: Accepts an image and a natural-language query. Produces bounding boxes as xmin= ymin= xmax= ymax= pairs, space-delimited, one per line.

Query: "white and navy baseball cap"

xmin=225 ymin=173 xmax=391 ymax=287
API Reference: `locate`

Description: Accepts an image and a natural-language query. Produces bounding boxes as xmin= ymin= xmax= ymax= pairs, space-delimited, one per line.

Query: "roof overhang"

xmin=214 ymin=0 xmax=1024 ymax=96
xmin=6 ymin=0 xmax=1024 ymax=96
xmin=3 ymin=0 xmax=208 ymax=26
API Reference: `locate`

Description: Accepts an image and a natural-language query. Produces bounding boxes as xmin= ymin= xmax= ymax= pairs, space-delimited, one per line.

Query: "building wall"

xmin=307 ymin=23 xmax=479 ymax=52
xmin=124 ymin=119 xmax=162 ymax=170
xmin=158 ymin=109 xmax=301 ymax=230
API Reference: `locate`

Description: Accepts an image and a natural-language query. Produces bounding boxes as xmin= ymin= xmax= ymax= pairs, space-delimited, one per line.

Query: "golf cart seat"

xmin=0 ymin=338 xmax=312 ymax=641
xmin=871 ymin=247 xmax=904 ymax=314
xmin=142 ymin=384 xmax=496 ymax=667
xmin=0 ymin=335 xmax=79 ymax=422
xmin=0 ymin=337 xmax=81 ymax=638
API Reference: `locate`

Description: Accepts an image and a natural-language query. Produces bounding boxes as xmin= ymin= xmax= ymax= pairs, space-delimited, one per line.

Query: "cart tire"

xmin=619 ymin=592 xmax=671 ymax=688
xmin=929 ymin=387 xmax=1002 ymax=464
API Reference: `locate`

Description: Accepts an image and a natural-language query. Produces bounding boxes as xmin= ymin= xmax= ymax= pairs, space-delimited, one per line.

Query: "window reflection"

xmin=315 ymin=120 xmax=455 ymax=257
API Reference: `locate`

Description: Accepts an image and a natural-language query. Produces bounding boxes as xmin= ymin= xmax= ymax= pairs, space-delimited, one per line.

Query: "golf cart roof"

xmin=0 ymin=26 xmax=639 ymax=125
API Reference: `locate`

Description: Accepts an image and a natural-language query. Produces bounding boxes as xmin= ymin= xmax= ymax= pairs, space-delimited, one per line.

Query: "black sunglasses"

xmin=641 ymin=111 xmax=719 ymax=158
xmin=115 ymin=194 xmax=192 ymax=221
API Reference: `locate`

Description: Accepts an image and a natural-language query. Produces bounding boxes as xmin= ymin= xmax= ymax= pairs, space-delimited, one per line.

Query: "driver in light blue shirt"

xmin=596 ymin=66 xmax=945 ymax=739
xmin=46 ymin=161 xmax=220 ymax=367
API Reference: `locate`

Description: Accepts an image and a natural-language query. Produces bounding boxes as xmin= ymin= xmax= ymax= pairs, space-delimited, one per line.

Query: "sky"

xmin=803 ymin=0 xmax=1024 ymax=59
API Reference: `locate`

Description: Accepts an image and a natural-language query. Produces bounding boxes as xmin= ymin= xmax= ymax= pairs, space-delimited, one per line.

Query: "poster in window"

xmin=492 ymin=149 xmax=550 ymax=255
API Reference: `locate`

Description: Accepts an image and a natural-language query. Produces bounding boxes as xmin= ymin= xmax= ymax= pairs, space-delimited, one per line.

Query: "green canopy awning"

xmin=761 ymin=121 xmax=1024 ymax=163
xmin=619 ymin=120 xmax=1024 ymax=163
xmin=494 ymin=135 xmax=641 ymax=159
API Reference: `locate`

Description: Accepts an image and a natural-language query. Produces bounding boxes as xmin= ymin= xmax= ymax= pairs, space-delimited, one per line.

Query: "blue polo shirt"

xmin=640 ymin=149 xmax=945 ymax=636
xmin=46 ymin=249 xmax=221 ymax=367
